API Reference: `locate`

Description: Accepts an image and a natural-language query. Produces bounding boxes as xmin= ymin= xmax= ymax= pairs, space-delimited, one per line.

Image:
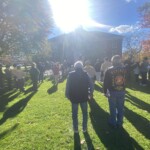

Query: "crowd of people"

xmin=0 ymin=56 xmax=150 ymax=133
xmin=0 ymin=60 xmax=70 ymax=93
xmin=65 ymin=56 xmax=150 ymax=133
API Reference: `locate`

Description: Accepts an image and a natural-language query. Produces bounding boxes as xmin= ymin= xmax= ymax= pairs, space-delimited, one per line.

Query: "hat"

xmin=74 ymin=61 xmax=83 ymax=69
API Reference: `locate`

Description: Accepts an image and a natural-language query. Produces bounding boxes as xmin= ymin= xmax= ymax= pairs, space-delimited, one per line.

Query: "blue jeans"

xmin=72 ymin=102 xmax=88 ymax=131
xmin=108 ymin=91 xmax=125 ymax=127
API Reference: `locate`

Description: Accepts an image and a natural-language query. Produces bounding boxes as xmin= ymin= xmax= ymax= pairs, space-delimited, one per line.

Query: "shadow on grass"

xmin=24 ymin=86 xmax=34 ymax=94
xmin=126 ymin=81 xmax=150 ymax=94
xmin=124 ymin=107 xmax=150 ymax=140
xmin=0 ymin=91 xmax=36 ymax=125
xmin=94 ymin=84 xmax=103 ymax=93
xmin=89 ymin=99 xmax=144 ymax=150
xmin=0 ymin=89 xmax=17 ymax=97
xmin=25 ymin=82 xmax=42 ymax=95
xmin=0 ymin=91 xmax=20 ymax=112
xmin=47 ymin=84 xmax=58 ymax=94
xmin=74 ymin=133 xmax=81 ymax=150
xmin=59 ymin=76 xmax=66 ymax=83
xmin=0 ymin=123 xmax=19 ymax=140
xmin=83 ymin=132 xmax=95 ymax=150
xmin=126 ymin=94 xmax=150 ymax=113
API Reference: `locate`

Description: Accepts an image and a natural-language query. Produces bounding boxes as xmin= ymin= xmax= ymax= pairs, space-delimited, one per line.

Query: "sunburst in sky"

xmin=49 ymin=0 xmax=94 ymax=33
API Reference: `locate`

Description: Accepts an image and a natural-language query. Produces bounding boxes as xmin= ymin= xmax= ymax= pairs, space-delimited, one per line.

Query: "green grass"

xmin=0 ymin=80 xmax=150 ymax=150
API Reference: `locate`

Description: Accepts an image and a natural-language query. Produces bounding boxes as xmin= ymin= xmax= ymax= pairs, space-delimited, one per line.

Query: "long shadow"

xmin=89 ymin=99 xmax=144 ymax=150
xmin=25 ymin=82 xmax=42 ymax=95
xmin=83 ymin=132 xmax=95 ymax=150
xmin=124 ymin=106 xmax=150 ymax=139
xmin=0 ymin=89 xmax=17 ymax=98
xmin=126 ymin=82 xmax=150 ymax=94
xmin=0 ymin=92 xmax=36 ymax=125
xmin=59 ymin=76 xmax=66 ymax=83
xmin=126 ymin=94 xmax=150 ymax=113
xmin=24 ymin=86 xmax=34 ymax=95
xmin=94 ymin=84 xmax=103 ymax=93
xmin=74 ymin=133 xmax=81 ymax=150
xmin=47 ymin=84 xmax=58 ymax=94
xmin=0 ymin=123 xmax=19 ymax=140
xmin=98 ymin=81 xmax=103 ymax=86
xmin=0 ymin=92 xmax=20 ymax=112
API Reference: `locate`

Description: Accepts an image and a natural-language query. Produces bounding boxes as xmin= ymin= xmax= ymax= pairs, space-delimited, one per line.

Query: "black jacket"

xmin=66 ymin=69 xmax=91 ymax=103
xmin=103 ymin=65 xmax=127 ymax=94
xmin=30 ymin=67 xmax=40 ymax=81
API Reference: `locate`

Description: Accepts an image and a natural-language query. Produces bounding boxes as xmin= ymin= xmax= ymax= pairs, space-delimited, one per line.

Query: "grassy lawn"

xmin=0 ymin=79 xmax=150 ymax=150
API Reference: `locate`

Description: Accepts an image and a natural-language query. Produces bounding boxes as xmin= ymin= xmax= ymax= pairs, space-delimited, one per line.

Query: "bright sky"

xmin=49 ymin=0 xmax=150 ymax=36
xmin=49 ymin=0 xmax=93 ymax=33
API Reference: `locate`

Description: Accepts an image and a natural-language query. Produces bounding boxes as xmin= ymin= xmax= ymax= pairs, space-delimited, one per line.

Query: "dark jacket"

xmin=103 ymin=65 xmax=127 ymax=94
xmin=30 ymin=67 xmax=40 ymax=81
xmin=140 ymin=61 xmax=148 ymax=73
xmin=65 ymin=69 xmax=91 ymax=103
xmin=5 ymin=68 xmax=12 ymax=79
xmin=94 ymin=62 xmax=101 ymax=72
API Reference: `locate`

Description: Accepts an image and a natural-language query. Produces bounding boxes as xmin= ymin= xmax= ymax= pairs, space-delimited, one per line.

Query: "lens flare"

xmin=49 ymin=0 xmax=91 ymax=33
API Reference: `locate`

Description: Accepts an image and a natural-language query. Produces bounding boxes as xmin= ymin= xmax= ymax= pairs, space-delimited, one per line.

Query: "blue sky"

xmin=89 ymin=0 xmax=146 ymax=26
xmin=49 ymin=0 xmax=150 ymax=37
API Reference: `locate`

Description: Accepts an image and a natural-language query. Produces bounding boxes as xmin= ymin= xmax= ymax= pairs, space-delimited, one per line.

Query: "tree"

xmin=0 ymin=0 xmax=53 ymax=55
xmin=123 ymin=2 xmax=150 ymax=61
xmin=138 ymin=2 xmax=150 ymax=28
xmin=140 ymin=40 xmax=150 ymax=59
xmin=123 ymin=31 xmax=143 ymax=60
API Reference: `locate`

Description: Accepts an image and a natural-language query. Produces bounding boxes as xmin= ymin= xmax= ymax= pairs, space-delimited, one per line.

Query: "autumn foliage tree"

xmin=138 ymin=2 xmax=150 ymax=59
xmin=0 ymin=0 xmax=53 ymax=55
xmin=138 ymin=2 xmax=150 ymax=28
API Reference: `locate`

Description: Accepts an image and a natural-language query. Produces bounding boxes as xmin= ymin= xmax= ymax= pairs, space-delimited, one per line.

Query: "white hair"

xmin=74 ymin=61 xmax=83 ymax=69
xmin=111 ymin=55 xmax=121 ymax=66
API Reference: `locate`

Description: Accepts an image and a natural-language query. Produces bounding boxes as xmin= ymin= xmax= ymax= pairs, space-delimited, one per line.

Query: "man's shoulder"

xmin=68 ymin=71 xmax=76 ymax=76
xmin=108 ymin=65 xmax=127 ymax=73
xmin=107 ymin=66 xmax=114 ymax=71
xmin=69 ymin=70 xmax=88 ymax=76
xmin=69 ymin=70 xmax=75 ymax=74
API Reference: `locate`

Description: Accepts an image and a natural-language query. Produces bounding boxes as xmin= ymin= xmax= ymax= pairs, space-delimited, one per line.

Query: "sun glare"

xmin=49 ymin=0 xmax=91 ymax=33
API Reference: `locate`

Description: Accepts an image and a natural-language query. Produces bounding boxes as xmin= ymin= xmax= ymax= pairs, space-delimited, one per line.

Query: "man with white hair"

xmin=103 ymin=55 xmax=127 ymax=129
xmin=65 ymin=61 xmax=92 ymax=133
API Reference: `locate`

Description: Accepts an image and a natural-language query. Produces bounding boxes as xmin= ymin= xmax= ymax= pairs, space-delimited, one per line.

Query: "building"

xmin=49 ymin=28 xmax=123 ymax=64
